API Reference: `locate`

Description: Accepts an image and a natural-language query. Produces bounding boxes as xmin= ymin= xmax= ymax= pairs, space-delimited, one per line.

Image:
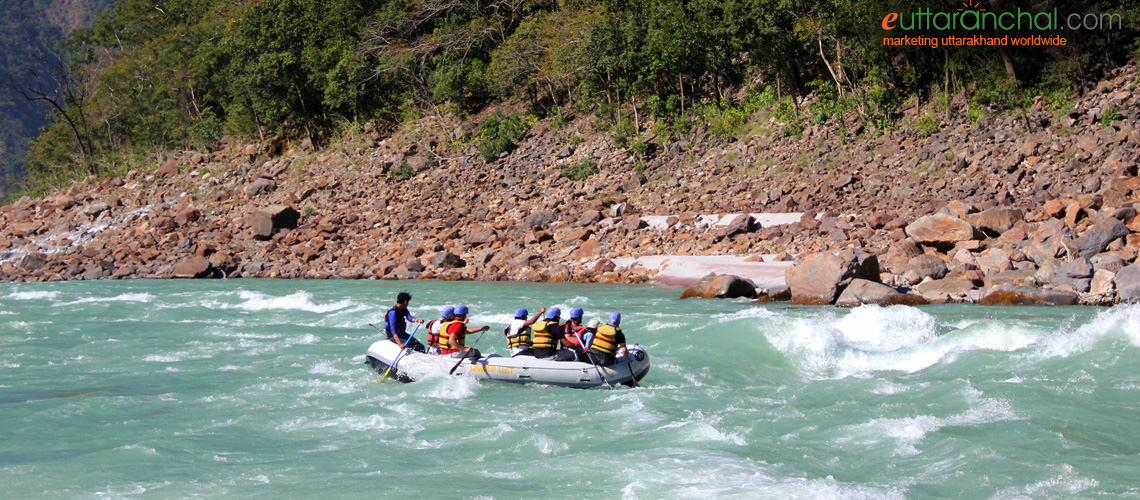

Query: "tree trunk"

xmin=818 ymin=34 xmax=844 ymax=96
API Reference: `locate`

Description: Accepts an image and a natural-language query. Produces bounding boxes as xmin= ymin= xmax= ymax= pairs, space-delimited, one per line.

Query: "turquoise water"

xmin=2 ymin=280 xmax=1139 ymax=499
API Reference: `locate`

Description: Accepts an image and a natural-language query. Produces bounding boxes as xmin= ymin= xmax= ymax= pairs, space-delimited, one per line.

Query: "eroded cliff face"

xmin=2 ymin=65 xmax=1139 ymax=302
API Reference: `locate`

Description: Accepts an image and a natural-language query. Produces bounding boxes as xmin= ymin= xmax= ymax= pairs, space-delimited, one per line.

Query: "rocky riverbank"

xmin=2 ymin=65 xmax=1139 ymax=307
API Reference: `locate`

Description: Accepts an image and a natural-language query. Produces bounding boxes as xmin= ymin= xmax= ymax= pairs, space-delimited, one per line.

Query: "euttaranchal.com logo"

xmin=881 ymin=1 xmax=1122 ymax=48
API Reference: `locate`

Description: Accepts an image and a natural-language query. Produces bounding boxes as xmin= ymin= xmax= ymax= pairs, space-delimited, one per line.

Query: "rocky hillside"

xmin=2 ymin=65 xmax=1139 ymax=304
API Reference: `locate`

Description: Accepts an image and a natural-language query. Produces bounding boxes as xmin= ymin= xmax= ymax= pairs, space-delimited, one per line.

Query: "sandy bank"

xmin=611 ymin=255 xmax=792 ymax=289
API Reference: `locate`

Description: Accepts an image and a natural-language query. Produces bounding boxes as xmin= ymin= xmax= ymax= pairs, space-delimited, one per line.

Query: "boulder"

xmin=680 ymin=274 xmax=758 ymax=299
xmin=975 ymin=248 xmax=1012 ymax=277
xmin=913 ymin=277 xmax=976 ymax=303
xmin=1051 ymin=257 xmax=1093 ymax=292
xmin=622 ymin=216 xmax=648 ymax=231
xmin=174 ymin=208 xmax=201 ymax=226
xmin=979 ymin=284 xmax=1079 ymax=306
xmin=16 ymin=253 xmax=46 ymax=273
xmin=574 ymin=210 xmax=603 ymax=227
xmin=171 ymin=257 xmax=218 ymax=278
xmin=904 ymin=254 xmax=948 ymax=281
xmin=430 ymin=251 xmax=466 ymax=269
xmin=247 ymin=205 xmax=300 ymax=240
xmin=1114 ymin=264 xmax=1140 ymax=302
xmin=1090 ymin=269 xmax=1116 ymax=295
xmin=1091 ymin=253 xmax=1125 ymax=273
xmin=881 ymin=239 xmax=923 ymax=274
xmin=968 ymin=208 xmax=1024 ymax=236
xmin=717 ymin=214 xmax=755 ymax=238
xmin=984 ymin=269 xmax=1038 ymax=288
xmin=1025 ymin=218 xmax=1074 ymax=264
xmin=1070 ymin=218 xmax=1128 ymax=259
xmin=751 ymin=287 xmax=792 ymax=303
xmin=243 ymin=177 xmax=276 ymax=196
xmin=523 ymin=210 xmax=555 ymax=231
xmin=785 ymin=251 xmax=880 ymax=305
xmin=593 ymin=258 xmax=616 ymax=273
xmin=835 ymin=279 xmax=928 ymax=307
xmin=82 ymin=202 xmax=110 ymax=218
xmin=905 ymin=213 xmax=975 ymax=249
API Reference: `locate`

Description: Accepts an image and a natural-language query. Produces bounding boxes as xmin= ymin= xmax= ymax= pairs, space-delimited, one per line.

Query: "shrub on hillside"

xmin=478 ymin=112 xmax=530 ymax=162
xmin=559 ymin=159 xmax=598 ymax=180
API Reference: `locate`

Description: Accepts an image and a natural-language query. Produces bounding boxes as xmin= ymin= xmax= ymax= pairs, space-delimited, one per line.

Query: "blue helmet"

xmin=441 ymin=306 xmax=455 ymax=319
xmin=546 ymin=307 xmax=561 ymax=319
xmin=570 ymin=307 xmax=583 ymax=320
xmin=455 ymin=304 xmax=469 ymax=316
xmin=609 ymin=312 xmax=621 ymax=324
xmin=514 ymin=308 xmax=528 ymax=319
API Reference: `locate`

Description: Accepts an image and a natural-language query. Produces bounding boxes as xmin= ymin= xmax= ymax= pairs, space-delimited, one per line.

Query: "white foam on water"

xmin=1027 ymin=304 xmax=1140 ymax=360
xmin=869 ymin=380 xmax=911 ymax=395
xmin=658 ymin=410 xmax=747 ymax=446
xmin=217 ymin=365 xmax=242 ymax=372
xmin=618 ymin=453 xmax=902 ymax=500
xmin=710 ymin=307 xmax=777 ymax=323
xmin=115 ymin=444 xmax=159 ymax=456
xmin=0 ymin=310 xmax=13 ymax=315
xmin=833 ymin=305 xmax=937 ymax=352
xmin=299 ymin=443 xmax=341 ymax=454
xmin=645 ymin=320 xmax=685 ymax=331
xmin=250 ymin=475 xmax=270 ymax=484
xmin=143 ymin=353 xmax=187 ymax=363
xmin=516 ymin=432 xmax=569 ymax=455
xmin=62 ymin=292 xmax=156 ymax=305
xmin=562 ymin=295 xmax=589 ymax=305
xmin=768 ymin=306 xmax=1044 ymax=379
xmin=479 ymin=470 xmax=522 ymax=479
xmin=229 ymin=290 xmax=355 ymax=313
xmin=840 ymin=395 xmax=1019 ymax=456
xmin=164 ymin=366 xmax=180 ymax=373
xmin=992 ymin=463 xmax=1099 ymax=499
xmin=287 ymin=333 xmax=321 ymax=345
xmin=308 ymin=360 xmax=347 ymax=376
xmin=422 ymin=374 xmax=480 ymax=399
xmin=6 ymin=290 xmax=59 ymax=300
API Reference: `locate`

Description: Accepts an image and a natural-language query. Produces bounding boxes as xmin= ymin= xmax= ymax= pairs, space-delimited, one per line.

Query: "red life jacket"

xmin=426 ymin=319 xmax=441 ymax=348
xmin=564 ymin=323 xmax=587 ymax=349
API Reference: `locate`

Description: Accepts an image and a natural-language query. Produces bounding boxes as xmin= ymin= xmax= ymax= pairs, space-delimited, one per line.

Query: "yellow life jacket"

xmin=531 ymin=319 xmax=558 ymax=349
xmin=591 ymin=324 xmax=620 ymax=355
xmin=439 ymin=319 xmax=465 ymax=350
xmin=506 ymin=320 xmax=532 ymax=348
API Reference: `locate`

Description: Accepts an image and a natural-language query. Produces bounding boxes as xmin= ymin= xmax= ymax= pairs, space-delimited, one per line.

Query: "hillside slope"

xmin=1 ymin=65 xmax=1138 ymax=294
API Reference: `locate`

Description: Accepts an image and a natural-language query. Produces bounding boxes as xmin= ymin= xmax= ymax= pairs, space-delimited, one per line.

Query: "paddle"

xmin=448 ymin=326 xmax=490 ymax=375
xmin=623 ymin=346 xmax=639 ymax=387
xmin=371 ymin=322 xmax=420 ymax=383
xmin=573 ymin=331 xmax=613 ymax=390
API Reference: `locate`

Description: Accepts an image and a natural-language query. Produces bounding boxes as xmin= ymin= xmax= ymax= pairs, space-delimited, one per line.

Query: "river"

xmin=2 ymin=279 xmax=1138 ymax=498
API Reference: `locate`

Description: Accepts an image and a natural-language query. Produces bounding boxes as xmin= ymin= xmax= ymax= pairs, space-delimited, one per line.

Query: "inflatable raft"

xmin=364 ymin=338 xmax=650 ymax=388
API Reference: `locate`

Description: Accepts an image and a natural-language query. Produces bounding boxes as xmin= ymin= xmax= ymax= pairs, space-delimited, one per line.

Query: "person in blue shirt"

xmin=386 ymin=292 xmax=426 ymax=352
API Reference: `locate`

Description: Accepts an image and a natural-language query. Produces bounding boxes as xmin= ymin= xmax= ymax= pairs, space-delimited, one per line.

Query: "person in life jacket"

xmin=583 ymin=319 xmax=600 ymax=353
xmin=505 ymin=306 xmax=545 ymax=357
xmin=385 ymin=292 xmax=426 ymax=353
xmin=424 ymin=306 xmax=455 ymax=355
xmin=587 ymin=312 xmax=628 ymax=367
xmin=561 ymin=307 xmax=589 ymax=360
xmin=440 ymin=304 xmax=489 ymax=359
xmin=531 ymin=307 xmax=577 ymax=361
